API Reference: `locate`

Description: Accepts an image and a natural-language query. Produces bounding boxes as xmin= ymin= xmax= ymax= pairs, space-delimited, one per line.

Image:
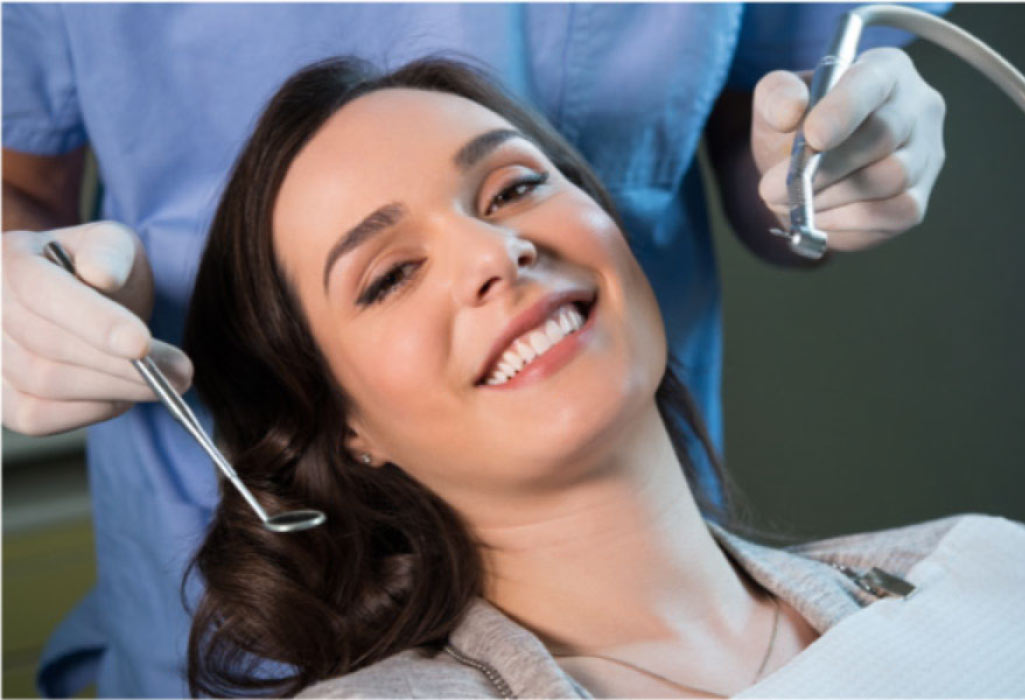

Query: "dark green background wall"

xmin=709 ymin=3 xmax=1025 ymax=538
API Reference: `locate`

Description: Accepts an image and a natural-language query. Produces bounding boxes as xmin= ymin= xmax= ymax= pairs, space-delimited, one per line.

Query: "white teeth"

xmin=514 ymin=338 xmax=536 ymax=363
xmin=483 ymin=301 xmax=590 ymax=386
xmin=559 ymin=309 xmax=574 ymax=334
xmin=501 ymin=348 xmax=525 ymax=371
xmin=529 ymin=329 xmax=552 ymax=355
xmin=545 ymin=319 xmax=563 ymax=344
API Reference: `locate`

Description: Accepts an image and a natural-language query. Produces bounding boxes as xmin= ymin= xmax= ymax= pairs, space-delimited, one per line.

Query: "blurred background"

xmin=709 ymin=3 xmax=1025 ymax=537
xmin=3 ymin=3 xmax=1024 ymax=697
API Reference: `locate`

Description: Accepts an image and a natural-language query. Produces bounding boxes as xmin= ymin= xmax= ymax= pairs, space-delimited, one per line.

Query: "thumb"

xmin=52 ymin=221 xmax=140 ymax=294
xmin=148 ymin=340 xmax=195 ymax=394
xmin=754 ymin=70 xmax=810 ymax=133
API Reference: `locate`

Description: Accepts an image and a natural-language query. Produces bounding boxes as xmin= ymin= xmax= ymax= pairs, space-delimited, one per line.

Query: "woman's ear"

xmin=343 ymin=422 xmax=382 ymax=468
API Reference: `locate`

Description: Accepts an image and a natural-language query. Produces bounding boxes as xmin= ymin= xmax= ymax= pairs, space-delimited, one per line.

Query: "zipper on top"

xmin=831 ymin=562 xmax=917 ymax=599
xmin=444 ymin=643 xmax=516 ymax=699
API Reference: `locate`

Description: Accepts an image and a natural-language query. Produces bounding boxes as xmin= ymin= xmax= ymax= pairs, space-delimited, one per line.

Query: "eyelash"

xmin=357 ymin=170 xmax=550 ymax=306
xmin=483 ymin=170 xmax=549 ymax=215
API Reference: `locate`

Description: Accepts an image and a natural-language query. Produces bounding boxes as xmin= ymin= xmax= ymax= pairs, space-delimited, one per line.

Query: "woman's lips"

xmin=474 ymin=288 xmax=596 ymax=386
xmin=477 ymin=297 xmax=597 ymax=390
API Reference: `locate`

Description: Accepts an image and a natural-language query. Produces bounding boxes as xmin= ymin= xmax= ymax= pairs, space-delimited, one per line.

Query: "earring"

xmin=360 ymin=453 xmax=372 ymax=465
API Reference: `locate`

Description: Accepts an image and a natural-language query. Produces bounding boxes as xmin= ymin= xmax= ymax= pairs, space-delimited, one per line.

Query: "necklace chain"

xmin=555 ymin=594 xmax=781 ymax=698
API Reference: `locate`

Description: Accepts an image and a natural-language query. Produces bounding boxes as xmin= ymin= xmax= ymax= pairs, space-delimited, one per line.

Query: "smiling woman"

xmin=182 ymin=56 xmax=732 ymax=697
xmin=181 ymin=56 xmax=1025 ymax=700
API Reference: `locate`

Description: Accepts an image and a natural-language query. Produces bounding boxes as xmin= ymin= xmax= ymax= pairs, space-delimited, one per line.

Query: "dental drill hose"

xmin=773 ymin=4 xmax=1025 ymax=259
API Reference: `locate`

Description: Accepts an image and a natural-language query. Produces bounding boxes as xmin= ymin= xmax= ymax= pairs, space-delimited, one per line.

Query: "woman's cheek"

xmin=368 ymin=318 xmax=438 ymax=400
xmin=554 ymin=192 xmax=628 ymax=266
xmin=557 ymin=193 xmax=666 ymax=375
xmin=553 ymin=187 xmax=611 ymax=228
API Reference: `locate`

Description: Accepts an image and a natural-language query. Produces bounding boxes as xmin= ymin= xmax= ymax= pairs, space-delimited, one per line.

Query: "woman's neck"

xmin=468 ymin=400 xmax=764 ymax=663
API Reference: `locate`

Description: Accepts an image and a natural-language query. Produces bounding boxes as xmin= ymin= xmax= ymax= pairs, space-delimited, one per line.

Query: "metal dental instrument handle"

xmin=770 ymin=4 xmax=1025 ymax=260
xmin=43 ymin=240 xmax=326 ymax=533
xmin=768 ymin=11 xmax=862 ymax=259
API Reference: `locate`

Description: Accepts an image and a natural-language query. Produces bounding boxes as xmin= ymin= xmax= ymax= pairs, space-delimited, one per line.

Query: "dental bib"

xmin=737 ymin=516 xmax=1025 ymax=698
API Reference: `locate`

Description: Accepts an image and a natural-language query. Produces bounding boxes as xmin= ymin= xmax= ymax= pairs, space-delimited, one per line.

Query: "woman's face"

xmin=273 ymin=87 xmax=666 ymax=511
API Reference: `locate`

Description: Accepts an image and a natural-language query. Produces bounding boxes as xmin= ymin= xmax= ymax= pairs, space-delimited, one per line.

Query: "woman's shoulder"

xmin=787 ymin=513 xmax=1024 ymax=577
xmin=295 ymin=645 xmax=500 ymax=699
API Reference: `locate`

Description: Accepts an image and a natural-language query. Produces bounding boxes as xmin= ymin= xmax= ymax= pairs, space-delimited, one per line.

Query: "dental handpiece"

xmin=43 ymin=241 xmax=326 ymax=534
xmin=770 ymin=4 xmax=1025 ymax=259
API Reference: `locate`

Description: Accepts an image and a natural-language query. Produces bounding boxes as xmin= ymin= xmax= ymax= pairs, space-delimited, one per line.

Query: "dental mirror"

xmin=266 ymin=510 xmax=328 ymax=532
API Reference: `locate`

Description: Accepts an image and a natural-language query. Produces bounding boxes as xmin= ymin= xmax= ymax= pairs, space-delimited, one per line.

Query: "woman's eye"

xmin=358 ymin=260 xmax=421 ymax=306
xmin=355 ymin=172 xmax=549 ymax=306
xmin=485 ymin=171 xmax=549 ymax=216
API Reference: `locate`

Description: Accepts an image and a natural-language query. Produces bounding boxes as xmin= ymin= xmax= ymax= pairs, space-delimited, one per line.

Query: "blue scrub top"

xmin=2 ymin=4 xmax=942 ymax=696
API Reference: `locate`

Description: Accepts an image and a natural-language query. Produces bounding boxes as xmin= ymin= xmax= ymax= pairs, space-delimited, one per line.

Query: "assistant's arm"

xmin=3 ymin=146 xmax=85 ymax=231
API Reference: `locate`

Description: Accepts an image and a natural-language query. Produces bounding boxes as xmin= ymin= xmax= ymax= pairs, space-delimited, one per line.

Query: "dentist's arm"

xmin=706 ymin=47 xmax=946 ymax=265
xmin=2 ymin=148 xmax=192 ymax=436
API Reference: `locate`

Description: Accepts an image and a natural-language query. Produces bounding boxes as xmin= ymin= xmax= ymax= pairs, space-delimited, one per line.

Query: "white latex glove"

xmin=752 ymin=47 xmax=947 ymax=252
xmin=2 ymin=221 xmax=193 ymax=435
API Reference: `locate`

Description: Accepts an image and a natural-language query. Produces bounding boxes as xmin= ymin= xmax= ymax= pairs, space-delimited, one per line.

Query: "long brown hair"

xmin=182 ymin=55 xmax=735 ymax=697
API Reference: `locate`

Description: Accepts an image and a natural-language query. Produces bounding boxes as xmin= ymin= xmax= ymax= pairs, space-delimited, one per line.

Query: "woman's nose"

xmin=452 ymin=222 xmax=538 ymax=306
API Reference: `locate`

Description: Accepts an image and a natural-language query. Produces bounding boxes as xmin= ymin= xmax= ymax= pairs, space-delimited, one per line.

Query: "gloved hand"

xmin=2 ymin=221 xmax=193 ymax=435
xmin=752 ymin=47 xmax=946 ymax=252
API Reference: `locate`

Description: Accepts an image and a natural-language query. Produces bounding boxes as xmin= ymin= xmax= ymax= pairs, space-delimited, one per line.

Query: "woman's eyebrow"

xmin=321 ymin=127 xmax=528 ymax=294
xmin=322 ymin=202 xmax=406 ymax=292
xmin=452 ymin=128 xmax=522 ymax=171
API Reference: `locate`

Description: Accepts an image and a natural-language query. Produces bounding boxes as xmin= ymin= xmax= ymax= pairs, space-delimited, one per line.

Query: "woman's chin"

xmin=488 ymin=379 xmax=651 ymax=480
